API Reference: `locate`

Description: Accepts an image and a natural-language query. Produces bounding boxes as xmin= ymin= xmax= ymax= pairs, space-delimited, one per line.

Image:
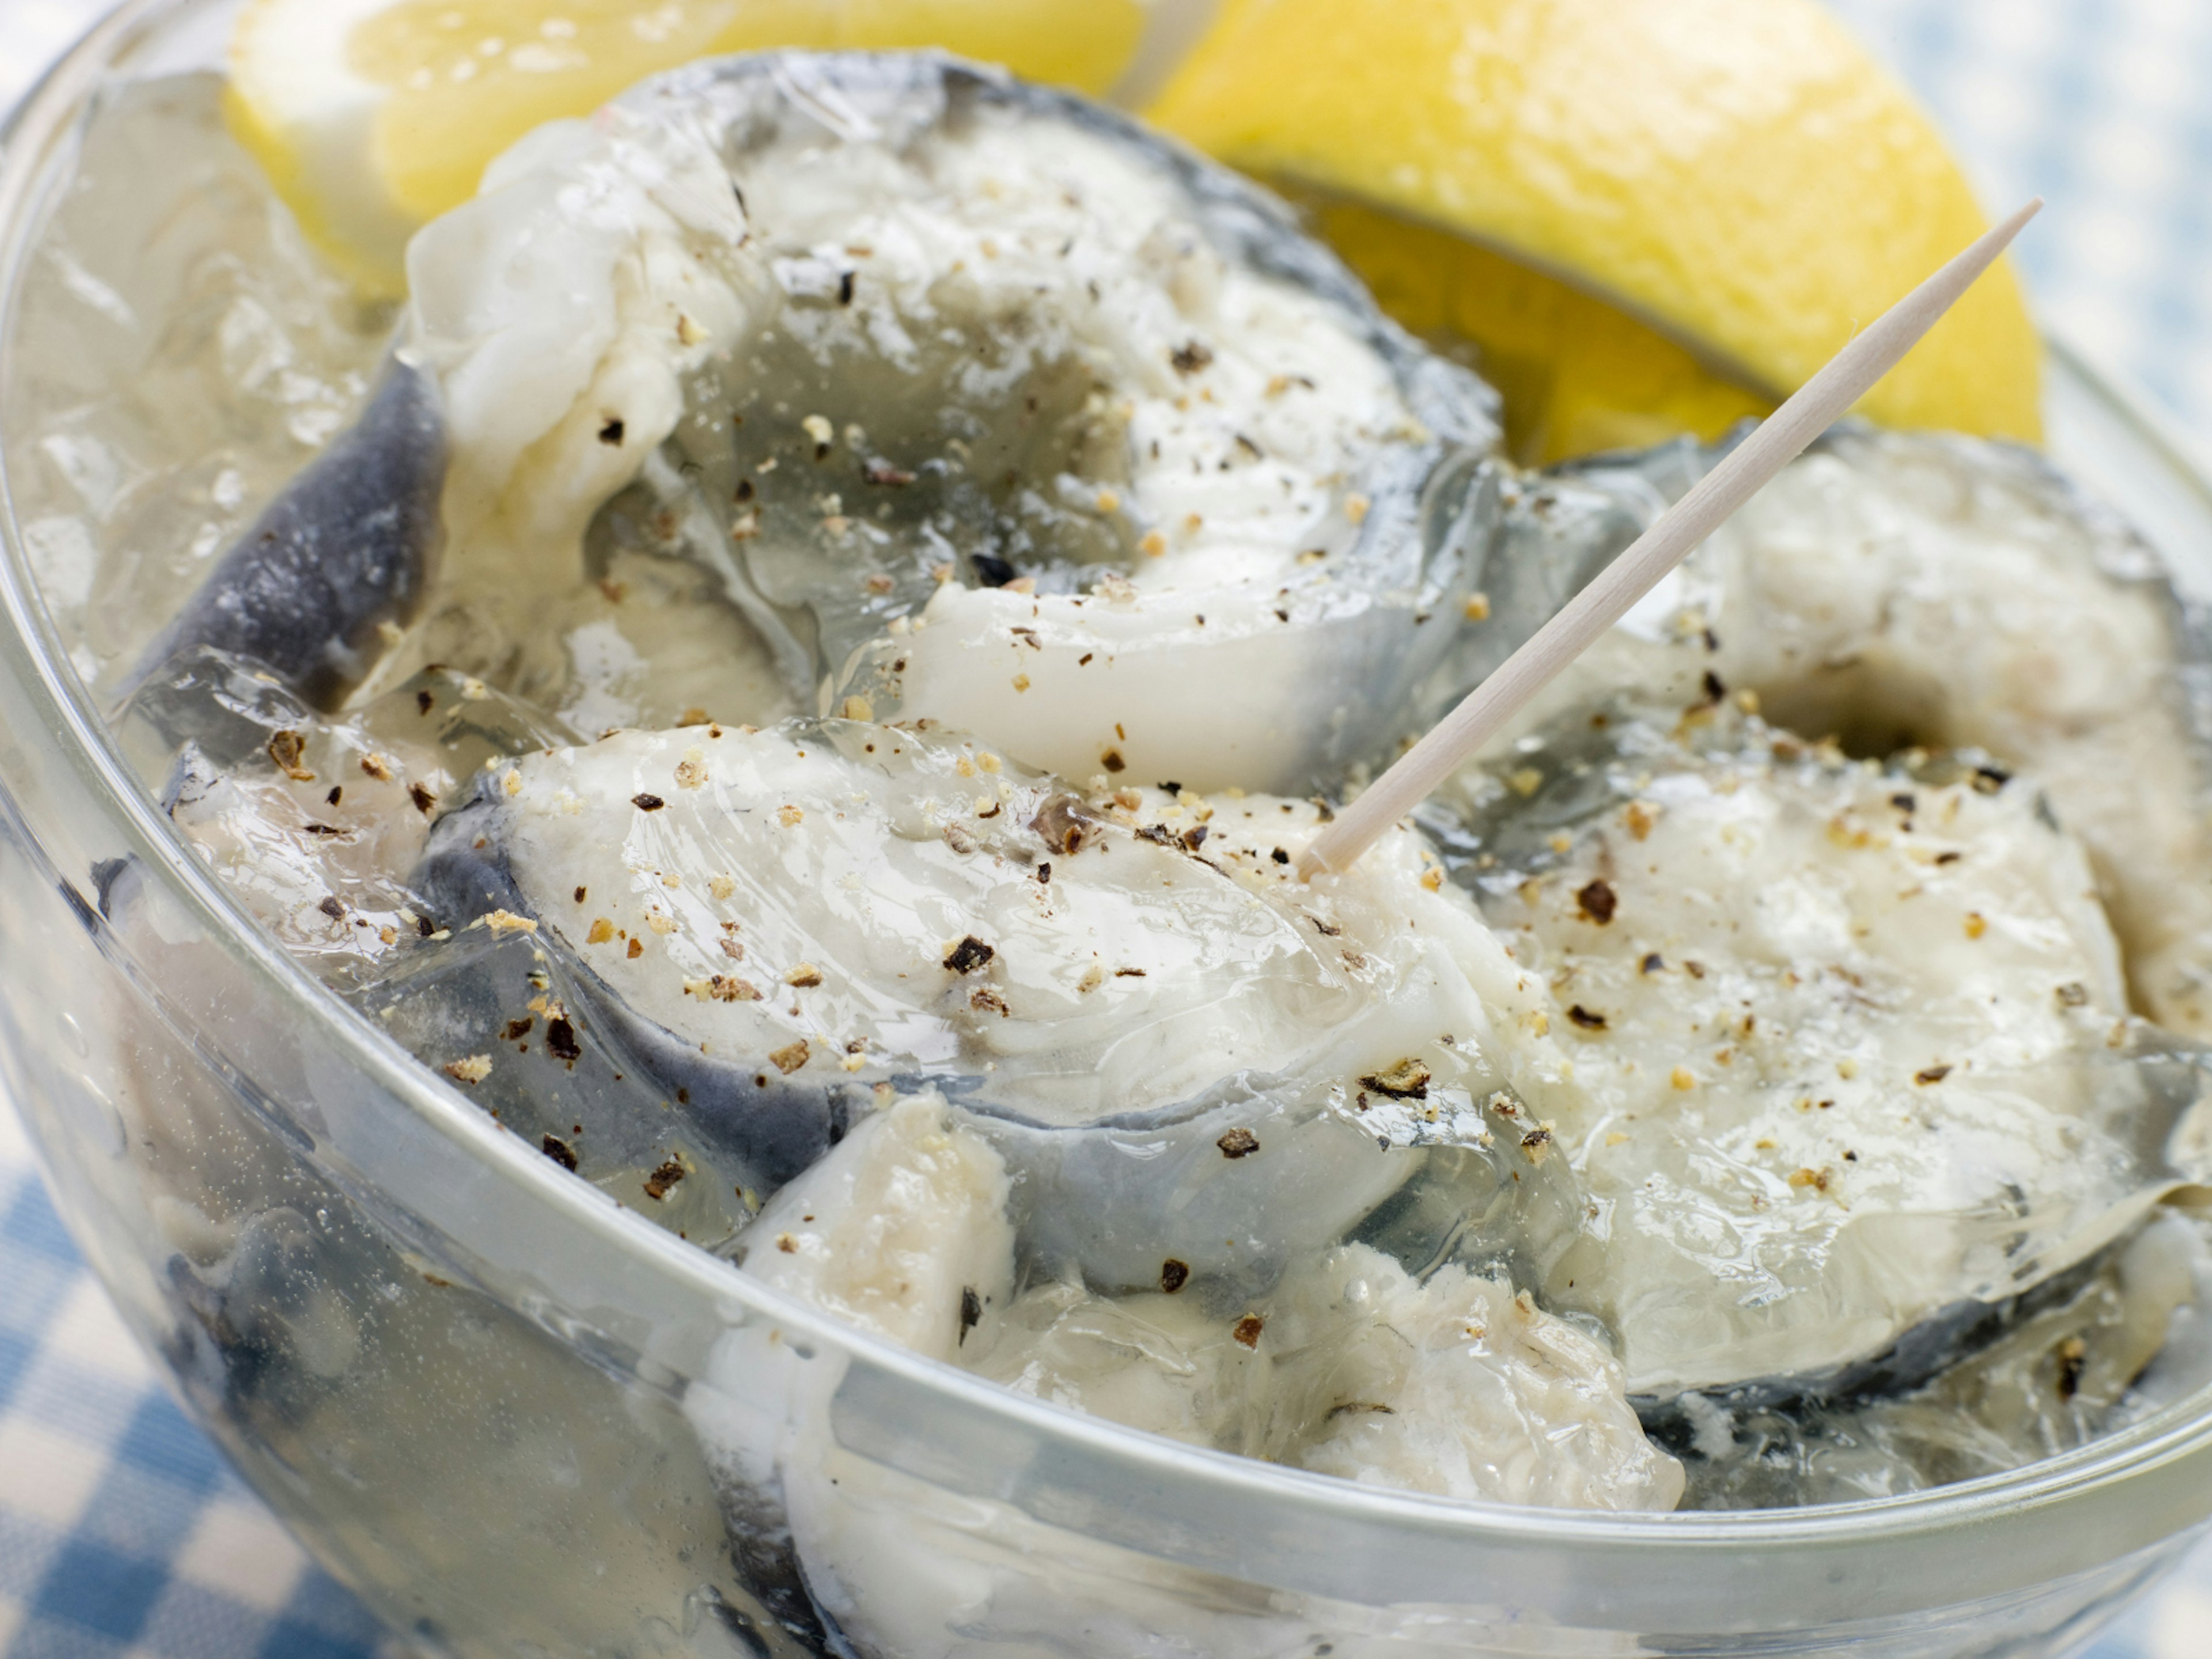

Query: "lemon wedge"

xmin=1149 ymin=0 xmax=2041 ymax=459
xmin=229 ymin=0 xmax=1151 ymax=293
xmin=232 ymin=0 xmax=2041 ymax=459
xmin=1305 ymin=196 xmax=1774 ymax=465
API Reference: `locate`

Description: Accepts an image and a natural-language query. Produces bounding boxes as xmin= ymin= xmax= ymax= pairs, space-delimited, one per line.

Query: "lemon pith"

xmin=1148 ymin=0 xmax=2042 ymax=452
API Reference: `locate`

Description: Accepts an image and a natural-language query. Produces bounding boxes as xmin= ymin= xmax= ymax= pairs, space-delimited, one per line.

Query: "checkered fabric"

xmin=1828 ymin=0 xmax=2212 ymax=464
xmin=0 ymin=1105 xmax=396 ymax=1658
xmin=5 ymin=3 xmax=2212 ymax=1657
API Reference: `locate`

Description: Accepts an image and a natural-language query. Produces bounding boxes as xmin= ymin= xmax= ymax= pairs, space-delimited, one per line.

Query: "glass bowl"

xmin=5 ymin=4 xmax=2212 ymax=1656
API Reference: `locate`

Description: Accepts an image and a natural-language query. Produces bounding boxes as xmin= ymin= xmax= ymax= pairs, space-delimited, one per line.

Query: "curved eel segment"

xmin=1436 ymin=700 xmax=2212 ymax=1400
xmin=1460 ymin=427 xmax=2212 ymax=1039
xmin=131 ymin=358 xmax=446 ymax=707
xmin=404 ymin=718 xmax=1587 ymax=1290
xmin=412 ymin=798 xmax=859 ymax=1191
xmin=396 ymin=50 xmax=1501 ymax=794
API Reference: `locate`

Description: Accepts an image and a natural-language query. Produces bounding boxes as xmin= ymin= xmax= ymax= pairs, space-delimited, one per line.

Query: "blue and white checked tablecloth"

xmin=0 ymin=1108 xmax=396 ymax=1659
xmin=6 ymin=2 xmax=2212 ymax=1655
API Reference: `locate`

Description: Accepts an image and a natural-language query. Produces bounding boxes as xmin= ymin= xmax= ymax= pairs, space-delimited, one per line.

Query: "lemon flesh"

xmin=1308 ymin=196 xmax=1772 ymax=465
xmin=231 ymin=0 xmax=1148 ymax=291
xmin=1149 ymin=0 xmax=2041 ymax=452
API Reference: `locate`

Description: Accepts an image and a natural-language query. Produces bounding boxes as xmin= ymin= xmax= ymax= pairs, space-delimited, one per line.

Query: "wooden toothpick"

xmin=1298 ymin=198 xmax=2043 ymax=880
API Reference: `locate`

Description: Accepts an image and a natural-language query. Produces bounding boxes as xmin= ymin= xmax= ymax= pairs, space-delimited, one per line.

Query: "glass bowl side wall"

xmin=2 ymin=6 xmax=2212 ymax=1659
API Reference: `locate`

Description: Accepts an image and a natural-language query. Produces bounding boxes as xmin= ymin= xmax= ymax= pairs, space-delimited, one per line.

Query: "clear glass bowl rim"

xmin=5 ymin=0 xmax=2212 ymax=1600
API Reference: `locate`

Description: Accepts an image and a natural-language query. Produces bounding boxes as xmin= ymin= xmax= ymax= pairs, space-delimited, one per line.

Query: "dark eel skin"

xmin=412 ymin=789 xmax=863 ymax=1192
xmin=128 ymin=357 xmax=446 ymax=710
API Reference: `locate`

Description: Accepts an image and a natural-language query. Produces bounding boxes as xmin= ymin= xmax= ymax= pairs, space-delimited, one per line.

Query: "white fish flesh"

xmin=1463 ymin=429 xmax=2212 ymax=1038
xmin=412 ymin=717 xmax=1575 ymax=1286
xmin=1438 ymin=704 xmax=2212 ymax=1399
xmin=686 ymin=1092 xmax=1673 ymax=1658
xmin=388 ymin=51 xmax=1499 ymax=790
xmin=972 ymin=1243 xmax=1683 ymax=1511
xmin=694 ymin=1093 xmax=1005 ymax=1652
xmin=1672 ymin=1208 xmax=2212 ymax=1508
xmin=738 ymin=1090 xmax=1016 ymax=1361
